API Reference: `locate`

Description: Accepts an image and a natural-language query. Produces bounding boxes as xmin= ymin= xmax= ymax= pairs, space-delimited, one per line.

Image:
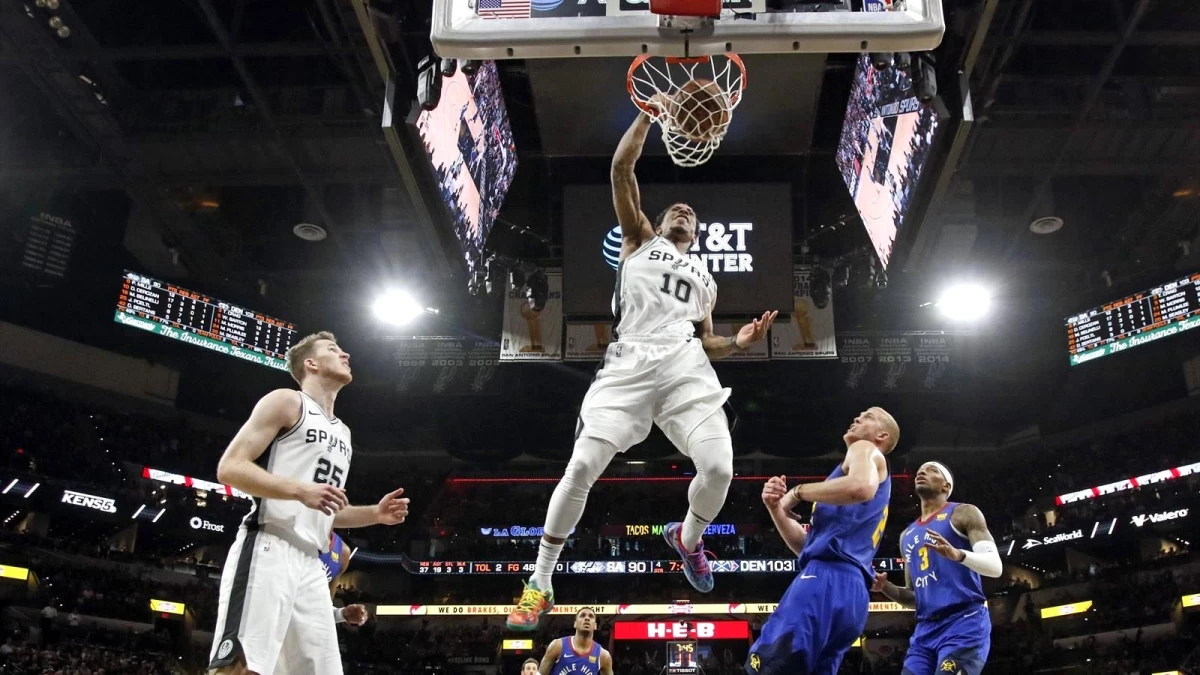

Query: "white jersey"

xmin=242 ymin=391 xmax=352 ymax=552
xmin=613 ymin=236 xmax=717 ymax=340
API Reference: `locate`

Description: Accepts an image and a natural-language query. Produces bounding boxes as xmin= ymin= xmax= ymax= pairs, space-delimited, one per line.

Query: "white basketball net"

xmin=628 ymin=54 xmax=746 ymax=167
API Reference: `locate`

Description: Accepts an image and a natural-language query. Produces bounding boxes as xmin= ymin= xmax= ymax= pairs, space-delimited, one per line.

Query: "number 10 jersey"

xmin=613 ymin=236 xmax=717 ymax=340
xmin=242 ymin=391 xmax=352 ymax=552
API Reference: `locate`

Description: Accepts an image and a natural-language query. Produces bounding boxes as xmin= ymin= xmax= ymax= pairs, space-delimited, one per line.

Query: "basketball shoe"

xmin=664 ymin=522 xmax=716 ymax=593
xmin=506 ymin=580 xmax=555 ymax=631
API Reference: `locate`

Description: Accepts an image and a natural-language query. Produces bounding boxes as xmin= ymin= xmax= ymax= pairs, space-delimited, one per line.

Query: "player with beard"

xmin=507 ymin=108 xmax=777 ymax=631
xmin=537 ymin=608 xmax=613 ymax=675
xmin=750 ymin=407 xmax=898 ymax=675
xmin=873 ymin=462 xmax=1001 ymax=675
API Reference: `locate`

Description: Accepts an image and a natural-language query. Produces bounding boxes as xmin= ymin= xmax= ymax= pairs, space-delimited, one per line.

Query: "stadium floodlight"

xmin=372 ymin=290 xmax=429 ymax=326
xmin=936 ymin=283 xmax=991 ymax=321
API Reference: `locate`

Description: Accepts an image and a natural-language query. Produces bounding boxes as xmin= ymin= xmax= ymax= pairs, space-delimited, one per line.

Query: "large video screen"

xmin=836 ymin=54 xmax=941 ymax=270
xmin=416 ymin=61 xmax=517 ymax=273
xmin=562 ymin=183 xmax=792 ymax=315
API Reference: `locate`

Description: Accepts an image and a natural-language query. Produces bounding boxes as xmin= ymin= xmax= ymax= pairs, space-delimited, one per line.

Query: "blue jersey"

xmin=551 ymin=636 xmax=602 ymax=675
xmin=797 ymin=460 xmax=891 ymax=586
xmin=900 ymin=503 xmax=986 ymax=623
xmin=319 ymin=532 xmax=348 ymax=583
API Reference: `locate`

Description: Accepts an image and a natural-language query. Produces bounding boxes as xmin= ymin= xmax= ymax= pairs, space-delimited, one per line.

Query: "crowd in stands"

xmin=0 ymin=619 xmax=190 ymax=674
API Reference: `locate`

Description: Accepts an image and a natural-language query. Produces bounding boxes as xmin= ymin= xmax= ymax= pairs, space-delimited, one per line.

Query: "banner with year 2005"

xmin=770 ymin=265 xmax=837 ymax=360
xmin=500 ymin=270 xmax=563 ymax=361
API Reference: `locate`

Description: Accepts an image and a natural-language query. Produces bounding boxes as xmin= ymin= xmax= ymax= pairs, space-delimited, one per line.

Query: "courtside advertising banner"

xmin=771 ymin=265 xmax=837 ymax=360
xmin=377 ymin=601 xmax=911 ymax=616
xmin=501 ymin=270 xmax=563 ymax=361
xmin=613 ymin=621 xmax=750 ymax=640
xmin=565 ymin=321 xmax=614 ymax=361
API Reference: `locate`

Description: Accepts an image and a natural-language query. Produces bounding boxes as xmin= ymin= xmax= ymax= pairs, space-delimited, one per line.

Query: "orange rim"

xmin=626 ymin=52 xmax=747 ymax=115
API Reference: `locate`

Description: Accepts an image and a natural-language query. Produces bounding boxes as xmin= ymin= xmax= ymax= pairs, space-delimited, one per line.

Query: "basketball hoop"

xmin=627 ymin=53 xmax=747 ymax=168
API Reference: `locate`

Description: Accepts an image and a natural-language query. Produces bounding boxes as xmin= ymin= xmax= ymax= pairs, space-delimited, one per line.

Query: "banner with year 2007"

xmin=770 ymin=265 xmax=837 ymax=360
xmin=500 ymin=270 xmax=563 ymax=362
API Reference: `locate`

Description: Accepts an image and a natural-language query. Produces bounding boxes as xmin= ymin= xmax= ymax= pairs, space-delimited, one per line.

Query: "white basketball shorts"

xmin=576 ymin=336 xmax=731 ymax=452
xmin=208 ymin=526 xmax=341 ymax=675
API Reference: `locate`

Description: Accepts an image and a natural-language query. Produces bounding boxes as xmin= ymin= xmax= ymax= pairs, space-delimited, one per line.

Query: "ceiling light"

xmin=372 ymin=290 xmax=426 ymax=326
xmin=936 ymin=284 xmax=991 ymax=321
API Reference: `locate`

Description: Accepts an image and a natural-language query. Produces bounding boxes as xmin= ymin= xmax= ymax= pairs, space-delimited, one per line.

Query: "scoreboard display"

xmin=114 ymin=271 xmax=296 ymax=371
xmin=404 ymin=557 xmax=904 ymax=575
xmin=1067 ymin=272 xmax=1200 ymax=366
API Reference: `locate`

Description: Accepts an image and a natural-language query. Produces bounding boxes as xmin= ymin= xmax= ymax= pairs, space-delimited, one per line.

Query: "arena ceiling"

xmin=2 ymin=0 xmax=1200 ymax=460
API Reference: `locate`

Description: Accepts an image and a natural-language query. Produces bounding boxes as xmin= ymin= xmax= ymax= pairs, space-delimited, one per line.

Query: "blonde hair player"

xmin=207 ymin=332 xmax=410 ymax=675
xmin=750 ymin=407 xmax=898 ymax=675
xmin=872 ymin=461 xmax=1001 ymax=675
xmin=506 ymin=105 xmax=778 ymax=631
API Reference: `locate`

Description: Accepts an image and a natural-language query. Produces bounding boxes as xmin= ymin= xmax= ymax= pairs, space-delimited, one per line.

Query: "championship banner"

xmin=771 ymin=266 xmax=837 ymax=360
xmin=565 ymin=321 xmax=614 ymax=361
xmin=501 ymin=270 xmax=563 ymax=361
xmin=713 ymin=321 xmax=769 ymax=361
xmin=839 ymin=332 xmax=958 ymax=393
xmin=388 ymin=337 xmax=501 ymax=395
xmin=377 ymin=601 xmax=911 ymax=617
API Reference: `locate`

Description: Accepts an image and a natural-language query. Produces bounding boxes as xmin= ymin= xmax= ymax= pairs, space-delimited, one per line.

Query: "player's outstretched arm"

xmin=762 ymin=476 xmax=807 ymax=556
xmin=611 ymin=113 xmax=656 ymax=252
xmin=599 ymin=648 xmax=615 ymax=675
xmin=872 ymin=561 xmax=917 ymax=608
xmin=785 ymin=441 xmax=883 ymax=506
xmin=696 ymin=311 xmax=777 ymax=360
xmin=928 ymin=503 xmax=1003 ymax=577
xmin=333 ymin=487 xmax=410 ymax=528
xmin=217 ymin=389 xmax=346 ymax=513
xmin=538 ymin=638 xmax=563 ymax=675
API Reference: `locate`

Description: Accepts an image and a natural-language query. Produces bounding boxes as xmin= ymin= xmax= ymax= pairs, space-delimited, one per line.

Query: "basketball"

xmin=672 ymin=78 xmax=732 ymax=142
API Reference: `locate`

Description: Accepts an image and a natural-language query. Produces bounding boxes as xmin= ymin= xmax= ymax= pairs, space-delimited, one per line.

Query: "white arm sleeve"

xmin=333 ymin=607 xmax=346 ymax=624
xmin=960 ymin=540 xmax=1002 ymax=578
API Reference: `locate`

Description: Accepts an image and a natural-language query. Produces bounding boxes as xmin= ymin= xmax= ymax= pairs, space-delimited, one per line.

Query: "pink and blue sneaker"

xmin=664 ymin=522 xmax=716 ymax=593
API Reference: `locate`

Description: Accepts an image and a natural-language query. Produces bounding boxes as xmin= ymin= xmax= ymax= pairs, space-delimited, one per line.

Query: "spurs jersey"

xmin=242 ymin=391 xmax=352 ymax=552
xmin=613 ymin=236 xmax=717 ymax=340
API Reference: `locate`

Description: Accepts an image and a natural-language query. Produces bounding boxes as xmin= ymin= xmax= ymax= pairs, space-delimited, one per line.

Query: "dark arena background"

xmin=3 ymin=0 xmax=1200 ymax=673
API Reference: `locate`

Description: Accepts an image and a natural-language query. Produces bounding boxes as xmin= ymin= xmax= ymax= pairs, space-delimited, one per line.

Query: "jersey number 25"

xmin=313 ymin=457 xmax=344 ymax=488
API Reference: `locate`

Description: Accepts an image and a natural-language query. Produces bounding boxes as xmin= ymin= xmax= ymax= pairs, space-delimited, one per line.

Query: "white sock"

xmin=681 ymin=509 xmax=713 ymax=553
xmin=680 ymin=415 xmax=734 ymax=552
xmin=532 ymin=539 xmax=564 ymax=590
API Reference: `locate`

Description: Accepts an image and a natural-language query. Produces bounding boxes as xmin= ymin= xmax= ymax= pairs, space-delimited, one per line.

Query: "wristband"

xmin=333 ymin=607 xmax=346 ymax=624
xmin=731 ymin=336 xmax=747 ymax=351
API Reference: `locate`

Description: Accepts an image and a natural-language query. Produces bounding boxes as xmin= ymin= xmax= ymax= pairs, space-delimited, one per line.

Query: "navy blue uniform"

xmin=550 ymin=636 xmax=602 ymax=675
xmin=900 ymin=503 xmax=990 ymax=675
xmin=319 ymin=532 xmax=348 ymax=583
xmin=747 ymin=461 xmax=891 ymax=675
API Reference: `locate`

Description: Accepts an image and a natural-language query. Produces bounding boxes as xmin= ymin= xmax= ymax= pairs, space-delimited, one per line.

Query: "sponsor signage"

xmin=502 ymin=639 xmax=534 ymax=650
xmin=1182 ymin=594 xmax=1200 ymax=609
xmin=143 ymin=466 xmax=251 ymax=500
xmin=376 ymin=602 xmax=911 ymax=617
xmin=149 ymin=599 xmax=186 ymax=615
xmin=189 ymin=516 xmax=227 ymax=533
xmin=0 ymin=565 xmax=30 ymax=581
xmin=614 ymin=621 xmax=750 ymax=640
xmin=607 ymin=523 xmax=741 ymax=538
xmin=61 ymin=489 xmax=117 ymax=514
xmin=478 ymin=525 xmax=574 ymax=538
xmin=1040 ymin=600 xmax=1092 ymax=619
xmin=1056 ymin=461 xmax=1200 ymax=506
xmin=1020 ymin=529 xmax=1084 ymax=550
xmin=1131 ymin=509 xmax=1189 ymax=527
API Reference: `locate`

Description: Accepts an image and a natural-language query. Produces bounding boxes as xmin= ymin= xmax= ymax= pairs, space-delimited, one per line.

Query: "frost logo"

xmin=602 ymin=226 xmax=622 ymax=270
xmin=189 ymin=517 xmax=226 ymax=533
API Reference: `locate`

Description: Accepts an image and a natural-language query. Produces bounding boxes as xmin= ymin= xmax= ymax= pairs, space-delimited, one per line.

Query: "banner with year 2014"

xmin=500 ymin=270 xmax=563 ymax=362
xmin=771 ymin=265 xmax=837 ymax=360
xmin=838 ymin=332 xmax=958 ymax=393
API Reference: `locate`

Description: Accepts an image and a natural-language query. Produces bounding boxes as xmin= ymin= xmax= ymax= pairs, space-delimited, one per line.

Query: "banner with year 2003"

xmin=501 ymin=270 xmax=563 ymax=362
xmin=770 ymin=265 xmax=837 ymax=360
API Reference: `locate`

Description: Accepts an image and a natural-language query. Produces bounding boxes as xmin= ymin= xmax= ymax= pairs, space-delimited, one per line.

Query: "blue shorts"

xmin=746 ymin=560 xmax=869 ymax=675
xmin=902 ymin=604 xmax=991 ymax=675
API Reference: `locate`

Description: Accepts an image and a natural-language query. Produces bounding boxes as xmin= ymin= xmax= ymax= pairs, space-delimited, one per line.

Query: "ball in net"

xmin=671 ymin=78 xmax=732 ymax=142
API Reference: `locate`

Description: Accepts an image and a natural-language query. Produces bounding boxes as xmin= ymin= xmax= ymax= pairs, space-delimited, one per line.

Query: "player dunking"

xmin=208 ymin=332 xmax=409 ymax=675
xmin=507 ymin=109 xmax=777 ymax=630
xmin=872 ymin=462 xmax=1001 ymax=674
xmin=536 ymin=608 xmax=614 ymax=675
xmin=749 ymin=407 xmax=899 ymax=675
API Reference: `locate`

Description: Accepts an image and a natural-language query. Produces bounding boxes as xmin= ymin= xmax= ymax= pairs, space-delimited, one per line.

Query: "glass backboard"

xmin=431 ymin=0 xmax=944 ymax=60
